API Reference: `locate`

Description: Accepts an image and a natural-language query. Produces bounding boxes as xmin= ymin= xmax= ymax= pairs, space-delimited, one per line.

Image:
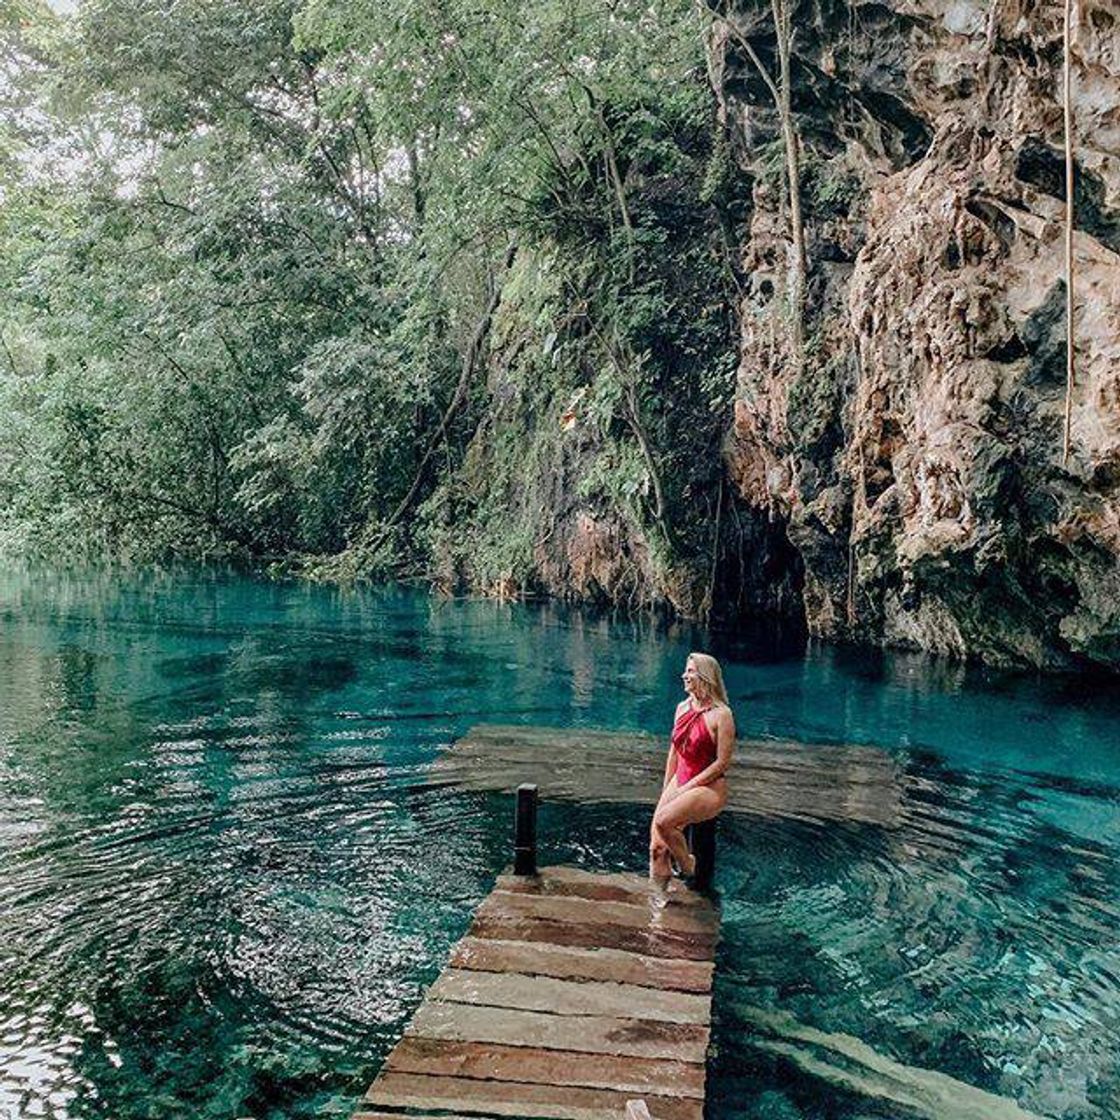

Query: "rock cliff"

xmin=714 ymin=0 xmax=1120 ymax=668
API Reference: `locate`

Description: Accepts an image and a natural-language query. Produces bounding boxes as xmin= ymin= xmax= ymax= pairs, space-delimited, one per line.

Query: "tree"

xmin=704 ymin=0 xmax=806 ymax=369
xmin=1062 ymin=0 xmax=1075 ymax=468
xmin=1 ymin=0 xmax=736 ymax=608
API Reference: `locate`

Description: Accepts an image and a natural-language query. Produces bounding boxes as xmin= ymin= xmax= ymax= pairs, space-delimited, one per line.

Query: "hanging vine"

xmin=1061 ymin=0 xmax=1076 ymax=468
xmin=705 ymin=2 xmax=807 ymax=372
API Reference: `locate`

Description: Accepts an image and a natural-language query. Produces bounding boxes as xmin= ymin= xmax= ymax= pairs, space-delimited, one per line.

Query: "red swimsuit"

xmin=672 ymin=705 xmax=717 ymax=785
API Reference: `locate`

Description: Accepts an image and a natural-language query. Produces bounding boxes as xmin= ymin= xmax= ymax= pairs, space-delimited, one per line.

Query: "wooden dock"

xmin=434 ymin=723 xmax=904 ymax=829
xmin=355 ymin=865 xmax=720 ymax=1120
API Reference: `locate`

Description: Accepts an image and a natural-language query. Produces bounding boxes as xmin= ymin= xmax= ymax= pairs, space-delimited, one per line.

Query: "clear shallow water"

xmin=0 ymin=569 xmax=1118 ymax=1120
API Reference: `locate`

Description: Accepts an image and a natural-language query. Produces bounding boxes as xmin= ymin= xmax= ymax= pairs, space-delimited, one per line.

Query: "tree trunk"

xmin=715 ymin=7 xmax=807 ymax=370
xmin=771 ymin=0 xmax=806 ymax=370
xmin=1062 ymin=0 xmax=1076 ymax=467
xmin=356 ymin=240 xmax=518 ymax=566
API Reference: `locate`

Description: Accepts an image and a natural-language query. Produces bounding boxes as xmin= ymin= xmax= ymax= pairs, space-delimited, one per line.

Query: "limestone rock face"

xmin=715 ymin=0 xmax=1120 ymax=668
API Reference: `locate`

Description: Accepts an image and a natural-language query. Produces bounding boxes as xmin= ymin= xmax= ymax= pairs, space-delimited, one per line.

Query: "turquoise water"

xmin=1 ymin=570 xmax=1118 ymax=1119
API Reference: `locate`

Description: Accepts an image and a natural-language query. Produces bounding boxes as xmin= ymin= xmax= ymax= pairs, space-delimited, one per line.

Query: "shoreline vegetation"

xmin=3 ymin=0 xmax=1117 ymax=673
xmin=10 ymin=562 xmax=1120 ymax=691
xmin=2 ymin=0 xmax=750 ymax=614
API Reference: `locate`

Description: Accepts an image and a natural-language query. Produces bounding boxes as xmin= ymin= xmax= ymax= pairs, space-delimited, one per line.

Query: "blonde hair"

xmin=688 ymin=652 xmax=729 ymax=706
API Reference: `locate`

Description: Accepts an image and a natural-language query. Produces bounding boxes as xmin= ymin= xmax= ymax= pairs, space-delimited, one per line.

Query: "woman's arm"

xmin=662 ymin=699 xmax=688 ymax=789
xmin=662 ymin=745 xmax=678 ymax=790
xmin=677 ymin=707 xmax=735 ymax=792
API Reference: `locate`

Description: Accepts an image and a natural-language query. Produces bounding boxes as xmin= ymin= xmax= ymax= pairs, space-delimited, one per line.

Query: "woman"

xmin=649 ymin=652 xmax=734 ymax=886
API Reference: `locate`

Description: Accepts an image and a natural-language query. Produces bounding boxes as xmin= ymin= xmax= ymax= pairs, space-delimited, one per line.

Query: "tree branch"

xmin=356 ymin=239 xmax=519 ymax=565
xmin=1062 ymin=0 xmax=1076 ymax=467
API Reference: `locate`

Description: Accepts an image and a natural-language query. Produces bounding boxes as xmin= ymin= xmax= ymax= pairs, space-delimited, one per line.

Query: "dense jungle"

xmin=1 ymin=0 xmax=1118 ymax=670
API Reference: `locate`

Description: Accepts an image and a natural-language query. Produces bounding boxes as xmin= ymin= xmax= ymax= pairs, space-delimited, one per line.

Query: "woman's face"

xmin=682 ymin=659 xmax=705 ymax=699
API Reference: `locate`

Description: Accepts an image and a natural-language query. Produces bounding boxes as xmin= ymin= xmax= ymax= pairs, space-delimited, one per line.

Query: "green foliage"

xmin=787 ymin=335 xmax=848 ymax=454
xmin=428 ymin=61 xmax=739 ymax=597
xmin=699 ymin=133 xmax=735 ymax=206
xmin=0 ymin=0 xmax=738 ymax=608
xmin=753 ymin=136 xmax=788 ymax=193
xmin=804 ymin=153 xmax=862 ymax=217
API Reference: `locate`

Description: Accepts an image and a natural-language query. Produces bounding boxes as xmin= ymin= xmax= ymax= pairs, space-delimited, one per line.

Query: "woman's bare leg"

xmin=649 ymin=778 xmax=681 ymax=882
xmin=653 ymin=782 xmax=727 ymax=877
xmin=649 ymin=837 xmax=671 ymax=884
xmin=658 ymin=822 xmax=694 ymax=876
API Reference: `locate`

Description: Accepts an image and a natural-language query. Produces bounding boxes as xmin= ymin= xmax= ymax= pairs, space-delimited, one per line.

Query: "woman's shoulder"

xmin=674 ymin=698 xmax=691 ymax=717
xmin=709 ymin=701 xmax=735 ymax=724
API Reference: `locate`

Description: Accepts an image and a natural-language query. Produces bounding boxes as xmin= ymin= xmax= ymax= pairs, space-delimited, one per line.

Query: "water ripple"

xmin=2 ymin=572 xmax=1120 ymax=1119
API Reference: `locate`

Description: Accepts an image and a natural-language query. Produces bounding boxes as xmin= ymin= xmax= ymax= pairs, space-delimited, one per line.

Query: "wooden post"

xmin=513 ymin=783 xmax=538 ymax=876
xmin=686 ymin=818 xmax=716 ymax=893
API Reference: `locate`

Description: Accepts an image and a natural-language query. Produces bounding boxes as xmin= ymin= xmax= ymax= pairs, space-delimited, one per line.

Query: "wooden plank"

xmin=453 ymin=724 xmax=895 ymax=779
xmin=435 ymin=724 xmax=904 ymax=828
xmin=384 ymin=1037 xmax=706 ymax=1099
xmin=449 ymin=937 xmax=714 ymax=993
xmin=365 ymin=1071 xmax=703 ymax=1120
xmin=429 ymin=968 xmax=711 ymax=1025
xmin=496 ymin=867 xmax=712 ymax=909
xmin=470 ymin=913 xmax=716 ymax=960
xmin=354 ymin=1114 xmax=486 ymax=1120
xmin=354 ymin=865 xmax=719 ymax=1120
xmin=406 ymin=1001 xmax=710 ymax=1062
xmin=480 ymin=890 xmax=719 ymax=937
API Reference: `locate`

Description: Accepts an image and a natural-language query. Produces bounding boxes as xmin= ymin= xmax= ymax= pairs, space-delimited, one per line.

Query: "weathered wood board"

xmin=358 ymin=866 xmax=719 ymax=1120
xmin=383 ymin=1038 xmax=707 ymax=1097
xmin=448 ymin=937 xmax=714 ymax=993
xmin=433 ymin=723 xmax=903 ymax=828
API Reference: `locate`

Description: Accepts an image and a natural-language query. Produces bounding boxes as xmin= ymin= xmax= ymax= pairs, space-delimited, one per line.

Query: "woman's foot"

xmin=671 ymin=852 xmax=697 ymax=879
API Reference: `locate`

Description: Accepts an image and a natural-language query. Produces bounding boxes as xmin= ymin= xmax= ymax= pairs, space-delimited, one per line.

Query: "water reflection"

xmin=0 ymin=568 xmax=1118 ymax=1119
